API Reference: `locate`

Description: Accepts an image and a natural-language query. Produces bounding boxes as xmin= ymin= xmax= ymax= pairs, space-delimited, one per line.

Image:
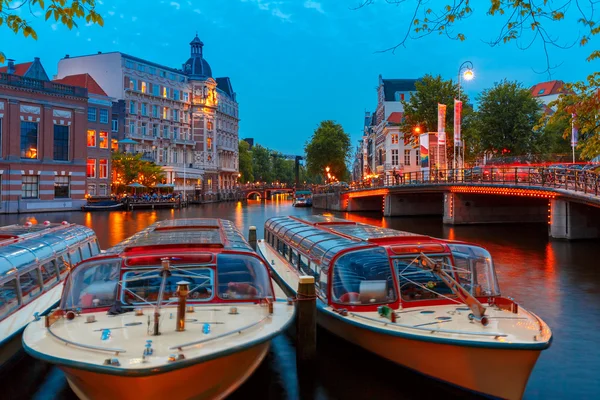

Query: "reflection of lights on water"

xmin=85 ymin=212 xmax=92 ymax=227
xmin=27 ymin=216 xmax=38 ymax=225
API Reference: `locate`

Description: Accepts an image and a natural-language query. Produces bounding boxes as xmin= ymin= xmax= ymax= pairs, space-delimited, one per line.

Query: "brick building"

xmin=53 ymin=73 xmax=113 ymax=197
xmin=0 ymin=58 xmax=88 ymax=213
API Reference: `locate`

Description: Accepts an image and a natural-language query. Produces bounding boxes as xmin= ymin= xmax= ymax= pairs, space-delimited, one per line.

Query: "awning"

xmin=174 ymin=172 xmax=203 ymax=179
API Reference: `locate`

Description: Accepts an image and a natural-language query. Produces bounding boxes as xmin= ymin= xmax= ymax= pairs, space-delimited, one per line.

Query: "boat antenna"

xmin=415 ymin=253 xmax=488 ymax=325
xmin=153 ymin=257 xmax=173 ymax=335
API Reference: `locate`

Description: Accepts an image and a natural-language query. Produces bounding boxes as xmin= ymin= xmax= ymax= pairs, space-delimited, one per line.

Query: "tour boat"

xmin=0 ymin=221 xmax=99 ymax=369
xmin=23 ymin=218 xmax=295 ymax=400
xmin=258 ymin=215 xmax=552 ymax=400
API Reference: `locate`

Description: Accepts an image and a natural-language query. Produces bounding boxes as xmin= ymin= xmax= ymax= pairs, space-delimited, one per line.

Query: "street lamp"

xmin=455 ymin=61 xmax=474 ymax=170
xmin=325 ymin=166 xmax=330 ymax=184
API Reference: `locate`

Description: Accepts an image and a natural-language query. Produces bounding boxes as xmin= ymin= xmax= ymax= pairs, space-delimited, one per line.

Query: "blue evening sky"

xmin=2 ymin=0 xmax=596 ymax=154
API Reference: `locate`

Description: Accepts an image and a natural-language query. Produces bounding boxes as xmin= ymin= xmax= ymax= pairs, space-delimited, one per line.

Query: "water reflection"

xmin=0 ymin=202 xmax=598 ymax=399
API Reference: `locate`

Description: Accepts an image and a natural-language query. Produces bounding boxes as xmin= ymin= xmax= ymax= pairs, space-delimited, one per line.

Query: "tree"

xmin=305 ymin=120 xmax=351 ymax=181
xmin=536 ymin=117 xmax=573 ymax=157
xmin=546 ymin=73 xmax=600 ymax=160
xmin=238 ymin=140 xmax=254 ymax=183
xmin=111 ymin=151 xmax=164 ymax=192
xmin=271 ymin=153 xmax=295 ymax=184
xmin=0 ymin=0 xmax=104 ymax=63
xmin=251 ymin=144 xmax=272 ymax=183
xmin=474 ymin=80 xmax=542 ymax=157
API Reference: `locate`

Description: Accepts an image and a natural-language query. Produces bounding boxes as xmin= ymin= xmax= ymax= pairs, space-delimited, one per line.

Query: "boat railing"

xmin=169 ymin=314 xmax=271 ymax=350
xmin=47 ymin=324 xmax=127 ymax=355
xmin=348 ymin=312 xmax=508 ymax=338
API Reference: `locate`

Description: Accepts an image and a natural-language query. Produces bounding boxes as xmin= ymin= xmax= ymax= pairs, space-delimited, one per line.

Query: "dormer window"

xmin=538 ymin=89 xmax=545 ymax=95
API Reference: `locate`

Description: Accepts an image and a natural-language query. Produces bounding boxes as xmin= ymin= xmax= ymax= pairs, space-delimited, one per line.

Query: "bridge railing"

xmin=340 ymin=167 xmax=600 ymax=198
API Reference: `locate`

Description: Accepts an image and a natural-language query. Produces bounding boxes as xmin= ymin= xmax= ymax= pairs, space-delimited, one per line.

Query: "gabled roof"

xmin=53 ymin=73 xmax=108 ymax=96
xmin=530 ymin=80 xmax=564 ymax=97
xmin=387 ymin=112 xmax=403 ymax=124
xmin=382 ymin=79 xmax=418 ymax=101
xmin=215 ymin=77 xmax=234 ymax=98
xmin=0 ymin=61 xmax=33 ymax=76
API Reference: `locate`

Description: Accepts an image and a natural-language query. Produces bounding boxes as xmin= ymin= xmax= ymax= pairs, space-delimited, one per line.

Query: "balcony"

xmin=0 ymin=72 xmax=88 ymax=97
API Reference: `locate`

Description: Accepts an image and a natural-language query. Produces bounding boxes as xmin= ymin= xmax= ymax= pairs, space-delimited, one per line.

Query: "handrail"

xmin=315 ymin=167 xmax=600 ymax=199
xmin=169 ymin=315 xmax=270 ymax=350
xmin=47 ymin=325 xmax=127 ymax=355
xmin=348 ymin=312 xmax=508 ymax=338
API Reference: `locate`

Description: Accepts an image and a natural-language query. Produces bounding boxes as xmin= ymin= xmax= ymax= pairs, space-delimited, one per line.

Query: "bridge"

xmin=240 ymin=184 xmax=295 ymax=200
xmin=313 ymin=167 xmax=600 ymax=240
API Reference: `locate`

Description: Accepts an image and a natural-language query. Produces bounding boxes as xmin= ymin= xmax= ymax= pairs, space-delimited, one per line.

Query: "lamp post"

xmin=325 ymin=166 xmax=330 ymax=184
xmin=455 ymin=61 xmax=474 ymax=171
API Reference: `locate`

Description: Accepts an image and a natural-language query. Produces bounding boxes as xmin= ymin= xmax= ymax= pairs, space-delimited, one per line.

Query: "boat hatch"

xmin=390 ymin=243 xmax=446 ymax=254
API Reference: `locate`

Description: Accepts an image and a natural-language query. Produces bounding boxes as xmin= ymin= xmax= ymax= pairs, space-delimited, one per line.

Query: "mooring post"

xmin=248 ymin=226 xmax=257 ymax=250
xmin=296 ymin=275 xmax=317 ymax=365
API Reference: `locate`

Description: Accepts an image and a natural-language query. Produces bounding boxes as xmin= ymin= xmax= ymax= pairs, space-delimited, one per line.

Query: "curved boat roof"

xmin=265 ymin=215 xmax=432 ymax=266
xmin=105 ymin=218 xmax=254 ymax=255
xmin=0 ymin=223 xmax=97 ymax=279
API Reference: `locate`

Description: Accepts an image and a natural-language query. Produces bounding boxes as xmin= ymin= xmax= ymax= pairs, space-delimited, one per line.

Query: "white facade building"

xmin=55 ymin=35 xmax=239 ymax=197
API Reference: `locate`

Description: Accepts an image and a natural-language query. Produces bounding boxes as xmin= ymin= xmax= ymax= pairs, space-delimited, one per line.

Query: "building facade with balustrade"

xmin=55 ymin=34 xmax=240 ymax=197
xmin=0 ymin=58 xmax=89 ymax=213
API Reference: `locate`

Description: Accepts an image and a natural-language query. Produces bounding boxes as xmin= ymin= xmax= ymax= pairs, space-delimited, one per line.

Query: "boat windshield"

xmin=216 ymin=253 xmax=273 ymax=301
xmin=61 ymin=259 xmax=121 ymax=310
xmin=394 ymin=256 xmax=456 ymax=302
xmin=447 ymin=243 xmax=500 ymax=297
xmin=331 ymin=248 xmax=397 ymax=305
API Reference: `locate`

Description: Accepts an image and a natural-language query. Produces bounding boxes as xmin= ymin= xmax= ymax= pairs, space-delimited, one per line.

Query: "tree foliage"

xmin=305 ymin=120 xmax=351 ymax=181
xmin=111 ymin=152 xmax=164 ymax=192
xmin=475 ymin=80 xmax=542 ymax=156
xmin=0 ymin=0 xmax=104 ymax=63
xmin=251 ymin=144 xmax=273 ymax=183
xmin=546 ymin=73 xmax=600 ymax=160
xmin=238 ymin=140 xmax=254 ymax=183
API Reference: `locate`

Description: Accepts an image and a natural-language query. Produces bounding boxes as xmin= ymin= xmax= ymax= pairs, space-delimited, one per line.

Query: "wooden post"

xmin=296 ymin=275 xmax=316 ymax=365
xmin=248 ymin=226 xmax=257 ymax=250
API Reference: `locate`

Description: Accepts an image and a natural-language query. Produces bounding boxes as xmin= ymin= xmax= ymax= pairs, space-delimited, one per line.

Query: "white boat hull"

xmin=62 ymin=342 xmax=270 ymax=400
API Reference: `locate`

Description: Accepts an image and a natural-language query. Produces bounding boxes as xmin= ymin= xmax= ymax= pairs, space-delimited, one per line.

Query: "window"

xmin=90 ymin=240 xmax=100 ymax=256
xmin=153 ymin=85 xmax=160 ymax=96
xmin=169 ymin=73 xmax=175 ymax=80
xmin=87 ymin=159 xmax=96 ymax=178
xmin=140 ymin=81 xmax=147 ymax=93
xmin=332 ymin=248 xmax=397 ymax=305
xmin=20 ymin=121 xmax=38 ymax=159
xmin=174 ymin=90 xmax=180 ymax=101
xmin=56 ymin=255 xmax=69 ymax=278
xmin=152 ymin=105 xmax=158 ymax=118
xmin=404 ymin=149 xmax=411 ymax=166
xmin=130 ymin=121 xmax=135 ymax=135
xmin=61 ymin=260 xmax=121 ymax=309
xmin=183 ymin=92 xmax=189 ymax=102
xmin=137 ymin=64 xmax=145 ymax=72
xmin=216 ymin=254 xmax=272 ymax=300
xmin=391 ymin=134 xmax=399 ymax=144
xmin=149 ymin=67 xmax=156 ymax=75
xmin=40 ymin=260 xmax=59 ymax=289
xmin=87 ymin=130 xmax=96 ymax=147
xmin=111 ymin=138 xmax=118 ymax=151
xmin=54 ymin=176 xmax=70 ymax=198
xmin=174 ymin=127 xmax=179 ymax=139
xmin=207 ymin=121 xmax=213 ymax=130
xmin=99 ymin=183 xmax=108 ymax=196
xmin=22 ymin=175 xmax=39 ymax=199
xmin=87 ymin=107 xmax=97 ymax=122
xmin=160 ymin=70 xmax=166 ymax=78
xmin=173 ymin=109 xmax=179 ymax=122
xmin=99 ymin=109 xmax=109 ymax=124
xmin=97 ymin=131 xmax=108 ymax=149
xmin=163 ymin=126 xmax=168 ymax=138
xmin=129 ymin=78 xmax=136 ymax=91
xmin=141 ymin=122 xmax=147 ymax=136
xmin=53 ymin=125 xmax=69 ymax=161
xmin=0 ymin=279 xmax=20 ymax=318
xmin=394 ymin=256 xmax=456 ymax=301
xmin=538 ymin=89 xmax=545 ymax=95
xmin=141 ymin=103 xmax=148 ymax=116
xmin=392 ymin=149 xmax=399 ymax=166
xmin=152 ymin=124 xmax=158 ymax=137
xmin=99 ymin=159 xmax=108 ymax=179
xmin=207 ymin=137 xmax=212 ymax=150
xmin=19 ymin=269 xmax=41 ymax=302
xmin=415 ymin=150 xmax=420 ymax=165
xmin=126 ymin=60 xmax=134 ymax=69
xmin=111 ymin=119 xmax=118 ymax=132
xmin=80 ymin=243 xmax=92 ymax=260
xmin=130 ymin=101 xmax=136 ymax=114
xmin=162 ymin=87 xmax=168 ymax=98
xmin=163 ymin=107 xmax=169 ymax=119
xmin=87 ymin=184 xmax=96 ymax=196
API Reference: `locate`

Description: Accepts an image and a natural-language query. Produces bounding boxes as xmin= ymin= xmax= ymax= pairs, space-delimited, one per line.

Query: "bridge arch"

xmin=246 ymin=191 xmax=263 ymax=200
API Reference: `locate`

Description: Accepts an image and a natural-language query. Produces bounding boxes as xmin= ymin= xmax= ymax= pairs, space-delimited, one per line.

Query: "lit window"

xmin=207 ymin=137 xmax=212 ymax=151
xmin=111 ymin=139 xmax=118 ymax=151
xmin=162 ymin=87 xmax=168 ymax=98
xmin=87 ymin=159 xmax=96 ymax=178
xmin=88 ymin=107 xmax=97 ymax=122
xmin=141 ymin=81 xmax=147 ymax=93
xmin=163 ymin=107 xmax=169 ymax=120
xmin=87 ymin=130 xmax=96 ymax=147
xmin=99 ymin=159 xmax=108 ymax=179
xmin=130 ymin=79 xmax=136 ymax=91
xmin=99 ymin=131 xmax=108 ymax=149
xmin=391 ymin=134 xmax=399 ymax=144
xmin=207 ymin=121 xmax=213 ymax=130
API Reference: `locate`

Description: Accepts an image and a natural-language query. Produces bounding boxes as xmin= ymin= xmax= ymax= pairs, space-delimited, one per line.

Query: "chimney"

xmin=65 ymin=54 xmax=70 ymax=58
xmin=7 ymin=59 xmax=15 ymax=74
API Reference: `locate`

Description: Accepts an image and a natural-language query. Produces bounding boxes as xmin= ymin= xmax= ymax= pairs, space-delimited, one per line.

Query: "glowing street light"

xmin=456 ymin=61 xmax=474 ymax=171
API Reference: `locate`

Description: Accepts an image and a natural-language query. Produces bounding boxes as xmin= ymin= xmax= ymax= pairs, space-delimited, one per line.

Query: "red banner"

xmin=454 ymin=100 xmax=462 ymax=145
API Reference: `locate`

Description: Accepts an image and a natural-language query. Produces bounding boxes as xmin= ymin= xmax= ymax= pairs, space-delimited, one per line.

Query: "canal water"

xmin=1 ymin=199 xmax=598 ymax=399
